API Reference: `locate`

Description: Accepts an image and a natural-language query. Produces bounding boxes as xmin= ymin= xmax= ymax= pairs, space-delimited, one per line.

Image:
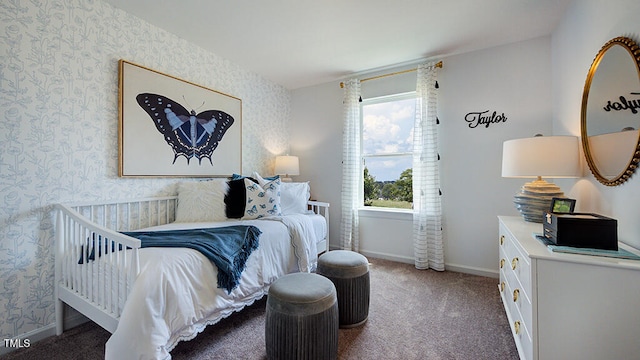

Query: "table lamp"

xmin=275 ymin=155 xmax=299 ymax=182
xmin=501 ymin=135 xmax=580 ymax=222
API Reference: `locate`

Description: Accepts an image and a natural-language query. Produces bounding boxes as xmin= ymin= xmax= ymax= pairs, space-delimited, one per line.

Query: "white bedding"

xmin=104 ymin=214 xmax=325 ymax=360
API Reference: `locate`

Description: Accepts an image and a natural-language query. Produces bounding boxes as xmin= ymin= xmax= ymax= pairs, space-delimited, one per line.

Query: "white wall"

xmin=552 ymin=0 xmax=640 ymax=249
xmin=440 ymin=36 xmax=552 ymax=275
xmin=291 ymin=36 xmax=553 ymax=276
xmin=0 ymin=0 xmax=290 ymax=344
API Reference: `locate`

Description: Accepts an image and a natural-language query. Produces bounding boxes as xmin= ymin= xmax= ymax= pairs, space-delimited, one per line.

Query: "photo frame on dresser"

xmin=118 ymin=60 xmax=242 ymax=177
xmin=550 ymin=197 xmax=576 ymax=213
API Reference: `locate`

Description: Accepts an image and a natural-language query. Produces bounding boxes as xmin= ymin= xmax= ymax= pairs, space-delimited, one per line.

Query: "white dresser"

xmin=498 ymin=216 xmax=640 ymax=360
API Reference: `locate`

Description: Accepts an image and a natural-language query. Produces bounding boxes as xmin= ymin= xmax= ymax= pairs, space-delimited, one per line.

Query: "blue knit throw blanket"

xmin=121 ymin=225 xmax=261 ymax=293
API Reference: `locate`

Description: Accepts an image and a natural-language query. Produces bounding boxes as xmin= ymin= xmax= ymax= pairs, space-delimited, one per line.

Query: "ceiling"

xmin=102 ymin=0 xmax=573 ymax=90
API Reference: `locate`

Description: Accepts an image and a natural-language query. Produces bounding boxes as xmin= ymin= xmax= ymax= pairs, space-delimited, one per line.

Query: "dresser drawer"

xmin=509 ymin=238 xmax=531 ymax=294
xmin=502 ymin=259 xmax=532 ymax=332
xmin=507 ymin=267 xmax=532 ymax=335
xmin=499 ymin=226 xmax=532 ymax=296
xmin=499 ymin=269 xmax=533 ymax=360
xmin=499 ymin=224 xmax=534 ymax=350
xmin=517 ymin=317 xmax=533 ymax=360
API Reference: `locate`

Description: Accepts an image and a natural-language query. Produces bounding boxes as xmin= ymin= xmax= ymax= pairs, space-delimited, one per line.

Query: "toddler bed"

xmin=54 ymin=176 xmax=329 ymax=359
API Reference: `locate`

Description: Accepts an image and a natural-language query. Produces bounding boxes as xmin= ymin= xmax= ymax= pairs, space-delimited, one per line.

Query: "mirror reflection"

xmin=581 ymin=36 xmax=640 ymax=186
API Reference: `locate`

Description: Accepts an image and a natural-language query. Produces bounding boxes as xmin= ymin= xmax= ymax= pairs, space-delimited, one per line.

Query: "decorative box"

xmin=543 ymin=213 xmax=618 ymax=250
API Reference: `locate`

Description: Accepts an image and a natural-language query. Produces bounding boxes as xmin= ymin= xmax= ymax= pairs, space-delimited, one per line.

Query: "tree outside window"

xmin=361 ymin=93 xmax=416 ymax=209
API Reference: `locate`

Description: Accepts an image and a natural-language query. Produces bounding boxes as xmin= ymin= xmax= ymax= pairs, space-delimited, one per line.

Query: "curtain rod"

xmin=339 ymin=61 xmax=442 ymax=88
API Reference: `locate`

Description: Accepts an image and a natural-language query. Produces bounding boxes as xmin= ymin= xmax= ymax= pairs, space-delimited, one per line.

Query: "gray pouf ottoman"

xmin=317 ymin=250 xmax=370 ymax=328
xmin=265 ymin=272 xmax=338 ymax=360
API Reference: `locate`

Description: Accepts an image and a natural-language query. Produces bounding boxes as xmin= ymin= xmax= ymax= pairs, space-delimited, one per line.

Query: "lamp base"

xmin=513 ymin=178 xmax=564 ymax=223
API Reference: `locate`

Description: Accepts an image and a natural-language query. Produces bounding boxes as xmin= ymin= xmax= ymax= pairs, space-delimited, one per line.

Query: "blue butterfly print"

xmin=246 ymin=205 xmax=258 ymax=216
xmin=247 ymin=184 xmax=259 ymax=192
xmin=267 ymin=205 xmax=279 ymax=215
xmin=136 ymin=93 xmax=234 ymax=165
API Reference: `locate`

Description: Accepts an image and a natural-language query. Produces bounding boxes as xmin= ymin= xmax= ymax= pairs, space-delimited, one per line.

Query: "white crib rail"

xmin=308 ymin=200 xmax=330 ymax=253
xmin=55 ymin=197 xmax=177 ymax=335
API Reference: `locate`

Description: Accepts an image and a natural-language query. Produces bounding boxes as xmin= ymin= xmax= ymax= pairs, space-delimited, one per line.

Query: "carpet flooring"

xmin=2 ymin=257 xmax=518 ymax=359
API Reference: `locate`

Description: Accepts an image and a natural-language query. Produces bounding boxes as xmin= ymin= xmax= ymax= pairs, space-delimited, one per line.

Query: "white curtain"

xmin=340 ymin=79 xmax=361 ymax=251
xmin=413 ymin=62 xmax=444 ymax=271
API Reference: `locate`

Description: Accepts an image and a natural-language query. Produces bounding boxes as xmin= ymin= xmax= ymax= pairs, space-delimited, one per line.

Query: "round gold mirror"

xmin=581 ymin=36 xmax=640 ymax=186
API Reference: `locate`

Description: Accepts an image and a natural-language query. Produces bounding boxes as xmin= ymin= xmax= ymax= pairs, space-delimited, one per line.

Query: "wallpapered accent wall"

xmin=0 ymin=0 xmax=291 ymax=340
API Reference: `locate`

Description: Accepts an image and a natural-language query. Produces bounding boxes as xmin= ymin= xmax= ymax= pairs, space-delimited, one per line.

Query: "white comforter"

xmin=105 ymin=214 xmax=323 ymax=360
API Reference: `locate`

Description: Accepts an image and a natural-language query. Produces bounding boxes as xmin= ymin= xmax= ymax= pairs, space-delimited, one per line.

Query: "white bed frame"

xmin=54 ymin=197 xmax=329 ymax=336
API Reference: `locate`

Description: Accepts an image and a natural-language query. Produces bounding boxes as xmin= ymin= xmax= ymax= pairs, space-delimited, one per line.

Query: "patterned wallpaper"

xmin=0 ymin=0 xmax=290 ymax=340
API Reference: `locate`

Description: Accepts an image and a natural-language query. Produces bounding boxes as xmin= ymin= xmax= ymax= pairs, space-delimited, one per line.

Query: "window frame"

xmin=359 ymin=91 xmax=417 ymax=212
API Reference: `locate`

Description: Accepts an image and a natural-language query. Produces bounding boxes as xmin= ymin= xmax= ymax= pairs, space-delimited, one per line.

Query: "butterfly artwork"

xmin=136 ymin=93 xmax=235 ymax=165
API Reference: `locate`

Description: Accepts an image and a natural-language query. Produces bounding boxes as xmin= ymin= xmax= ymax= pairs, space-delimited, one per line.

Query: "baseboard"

xmin=357 ymin=249 xmax=415 ymax=265
xmin=0 ymin=311 xmax=89 ymax=356
xmin=444 ymin=263 xmax=498 ymax=278
xmin=337 ymin=248 xmax=499 ymax=279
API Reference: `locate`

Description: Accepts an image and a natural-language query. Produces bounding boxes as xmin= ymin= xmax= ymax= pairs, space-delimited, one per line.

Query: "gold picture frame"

xmin=118 ymin=60 xmax=242 ymax=177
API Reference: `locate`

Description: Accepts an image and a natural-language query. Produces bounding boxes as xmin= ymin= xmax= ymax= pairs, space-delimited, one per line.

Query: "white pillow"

xmin=280 ymin=182 xmax=311 ymax=215
xmin=242 ymin=177 xmax=282 ymax=219
xmin=253 ymin=172 xmax=310 ymax=215
xmin=175 ymin=179 xmax=228 ymax=222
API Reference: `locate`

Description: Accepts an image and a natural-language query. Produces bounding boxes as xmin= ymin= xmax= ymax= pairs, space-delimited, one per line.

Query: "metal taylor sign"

xmin=464 ymin=110 xmax=507 ymax=129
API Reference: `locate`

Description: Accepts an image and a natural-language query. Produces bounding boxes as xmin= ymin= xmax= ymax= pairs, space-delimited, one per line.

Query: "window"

xmin=361 ymin=92 xmax=416 ymax=209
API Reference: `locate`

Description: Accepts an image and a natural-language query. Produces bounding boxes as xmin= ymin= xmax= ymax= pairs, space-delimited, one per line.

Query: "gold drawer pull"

xmin=500 ymin=281 xmax=505 ymax=292
xmin=513 ymin=289 xmax=519 ymax=302
xmin=500 ymin=259 xmax=505 ymax=268
xmin=514 ymin=320 xmax=521 ymax=335
xmin=500 ymin=235 xmax=505 ymax=245
xmin=511 ymin=257 xmax=519 ymax=270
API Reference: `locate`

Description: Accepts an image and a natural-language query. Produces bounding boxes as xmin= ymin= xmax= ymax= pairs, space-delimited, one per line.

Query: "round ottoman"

xmin=317 ymin=250 xmax=370 ymax=328
xmin=265 ymin=272 xmax=338 ymax=360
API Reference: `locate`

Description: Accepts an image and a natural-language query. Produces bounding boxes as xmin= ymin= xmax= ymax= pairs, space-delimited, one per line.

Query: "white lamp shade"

xmin=274 ymin=155 xmax=299 ymax=176
xmin=502 ymin=136 xmax=580 ymax=178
